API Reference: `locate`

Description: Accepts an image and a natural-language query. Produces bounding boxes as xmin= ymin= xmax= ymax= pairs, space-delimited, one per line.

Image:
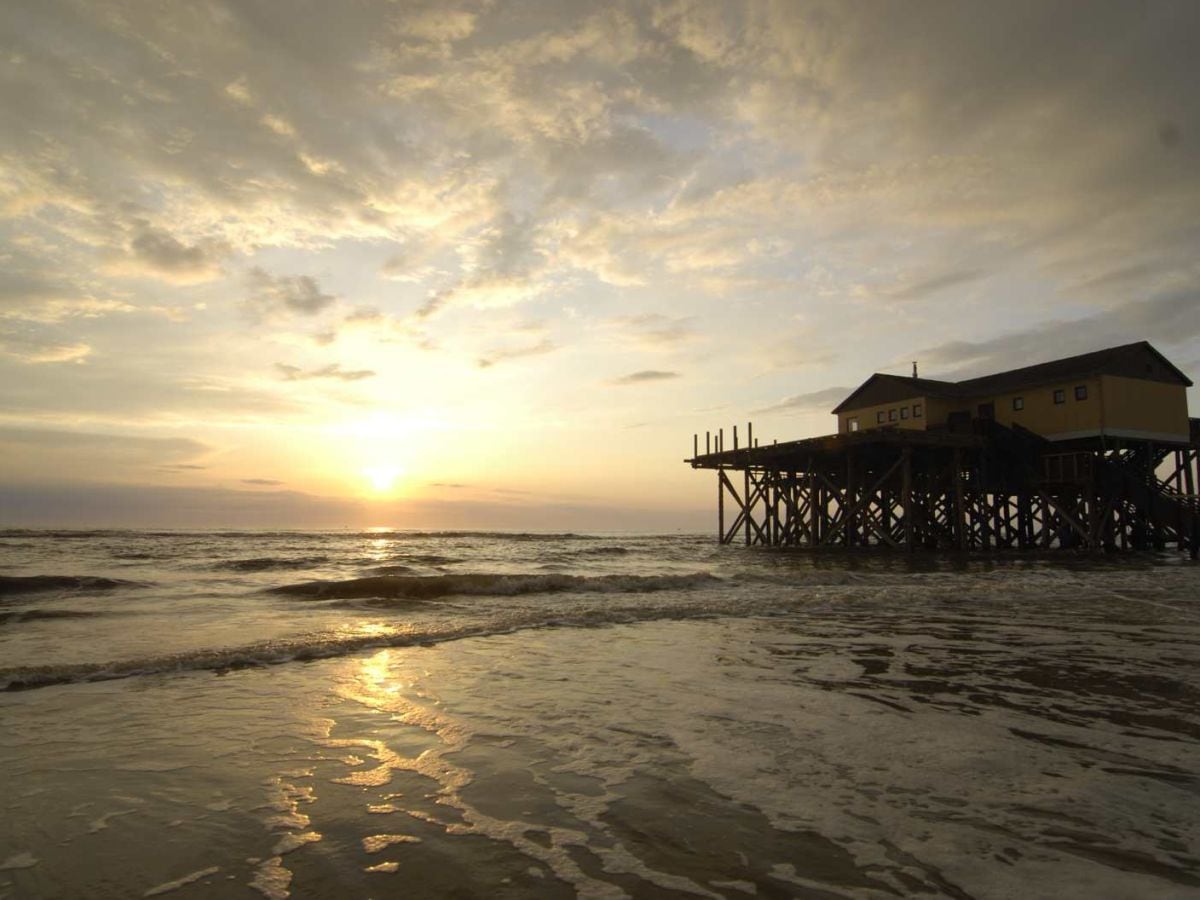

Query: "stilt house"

xmin=688 ymin=341 xmax=1199 ymax=555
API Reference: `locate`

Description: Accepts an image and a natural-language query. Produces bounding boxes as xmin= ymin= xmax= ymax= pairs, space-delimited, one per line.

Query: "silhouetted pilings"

xmin=687 ymin=424 xmax=1200 ymax=557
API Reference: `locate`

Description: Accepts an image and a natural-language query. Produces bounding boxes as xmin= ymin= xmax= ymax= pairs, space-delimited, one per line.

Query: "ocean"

xmin=0 ymin=529 xmax=1197 ymax=899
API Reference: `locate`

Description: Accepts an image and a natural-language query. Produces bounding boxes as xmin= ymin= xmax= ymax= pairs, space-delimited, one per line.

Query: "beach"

xmin=1 ymin=530 xmax=1198 ymax=898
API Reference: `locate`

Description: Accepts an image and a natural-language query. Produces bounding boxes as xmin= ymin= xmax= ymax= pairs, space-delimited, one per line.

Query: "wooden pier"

xmin=687 ymin=420 xmax=1200 ymax=557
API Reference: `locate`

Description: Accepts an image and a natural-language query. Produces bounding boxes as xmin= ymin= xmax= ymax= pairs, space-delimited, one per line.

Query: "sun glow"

xmin=363 ymin=465 xmax=403 ymax=494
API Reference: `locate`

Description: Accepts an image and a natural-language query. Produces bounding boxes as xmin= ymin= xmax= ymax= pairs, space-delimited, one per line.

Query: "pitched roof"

xmin=831 ymin=341 xmax=1192 ymax=414
xmin=956 ymin=341 xmax=1192 ymax=393
xmin=830 ymin=373 xmax=960 ymax=414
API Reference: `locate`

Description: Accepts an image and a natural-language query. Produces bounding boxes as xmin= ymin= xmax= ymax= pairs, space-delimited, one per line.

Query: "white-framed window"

xmin=1074 ymin=385 xmax=1088 ymax=401
xmin=888 ymin=409 xmax=897 ymax=422
xmin=913 ymin=403 xmax=923 ymax=418
xmin=848 ymin=417 xmax=860 ymax=432
xmin=900 ymin=406 xmax=909 ymax=420
xmin=1053 ymin=389 xmax=1065 ymax=404
xmin=1013 ymin=397 xmax=1024 ymax=411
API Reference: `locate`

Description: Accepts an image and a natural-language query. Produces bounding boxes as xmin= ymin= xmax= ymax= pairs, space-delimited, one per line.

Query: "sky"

xmin=1 ymin=0 xmax=1199 ymax=530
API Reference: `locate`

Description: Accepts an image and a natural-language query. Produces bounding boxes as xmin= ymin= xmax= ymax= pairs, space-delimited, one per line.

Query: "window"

xmin=1013 ymin=397 xmax=1024 ymax=411
xmin=1053 ymin=389 xmax=1065 ymax=404
xmin=848 ymin=417 xmax=859 ymax=432
xmin=913 ymin=403 xmax=923 ymax=418
xmin=877 ymin=411 xmax=885 ymax=424
xmin=900 ymin=406 xmax=909 ymax=420
xmin=1074 ymin=385 xmax=1088 ymax=401
xmin=888 ymin=409 xmax=897 ymax=422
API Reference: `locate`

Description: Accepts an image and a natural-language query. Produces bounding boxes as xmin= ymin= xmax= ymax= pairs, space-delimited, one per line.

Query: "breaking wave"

xmin=214 ymin=556 xmax=330 ymax=572
xmin=367 ymin=565 xmax=418 ymax=576
xmin=0 ymin=609 xmax=102 ymax=625
xmin=0 ymin=575 xmax=146 ymax=597
xmin=1 ymin=586 xmax=729 ymax=692
xmin=267 ymin=572 xmax=721 ymax=602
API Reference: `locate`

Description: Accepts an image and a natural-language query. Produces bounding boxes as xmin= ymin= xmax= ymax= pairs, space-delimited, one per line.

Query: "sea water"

xmin=0 ymin=529 xmax=1197 ymax=898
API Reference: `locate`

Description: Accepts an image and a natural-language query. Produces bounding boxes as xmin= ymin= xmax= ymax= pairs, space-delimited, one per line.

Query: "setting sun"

xmin=363 ymin=465 xmax=403 ymax=494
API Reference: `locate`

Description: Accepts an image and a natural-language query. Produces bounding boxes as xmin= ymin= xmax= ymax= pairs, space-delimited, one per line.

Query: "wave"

xmin=0 ymin=529 xmax=118 ymax=539
xmin=0 ymin=609 xmax=102 ymax=625
xmin=402 ymin=554 xmax=460 ymax=565
xmin=0 ymin=528 xmax=679 ymax=541
xmin=0 ymin=580 xmax=728 ymax=692
xmin=367 ymin=565 xmax=417 ymax=576
xmin=266 ymin=572 xmax=720 ymax=602
xmin=0 ymin=575 xmax=146 ymax=597
xmin=214 ymin=556 xmax=330 ymax=572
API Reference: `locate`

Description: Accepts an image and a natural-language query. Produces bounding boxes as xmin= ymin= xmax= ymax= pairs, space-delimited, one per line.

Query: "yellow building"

xmin=833 ymin=341 xmax=1193 ymax=444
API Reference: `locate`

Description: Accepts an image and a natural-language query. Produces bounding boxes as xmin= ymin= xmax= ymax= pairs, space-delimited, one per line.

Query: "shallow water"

xmin=1 ymin=530 xmax=1197 ymax=898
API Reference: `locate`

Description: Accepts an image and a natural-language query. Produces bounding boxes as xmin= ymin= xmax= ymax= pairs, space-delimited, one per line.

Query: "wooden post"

xmin=953 ymin=449 xmax=966 ymax=550
xmin=902 ymin=447 xmax=913 ymax=551
xmin=810 ymin=469 xmax=820 ymax=546
xmin=744 ymin=467 xmax=752 ymax=545
xmin=733 ymin=425 xmax=739 ymax=451
xmin=719 ymin=428 xmax=724 ymax=453
xmin=706 ymin=431 xmax=711 ymax=455
xmin=845 ymin=451 xmax=856 ymax=547
xmin=693 ymin=434 xmax=698 ymax=460
xmin=717 ymin=469 xmax=724 ymax=543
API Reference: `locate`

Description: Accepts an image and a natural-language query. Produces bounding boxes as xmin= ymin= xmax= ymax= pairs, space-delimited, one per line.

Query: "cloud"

xmin=0 ymin=331 xmax=90 ymax=364
xmin=611 ymin=370 xmax=680 ymax=385
xmin=0 ymin=427 xmax=210 ymax=482
xmin=609 ymin=314 xmax=698 ymax=348
xmin=753 ymin=386 xmax=855 ymax=415
xmin=477 ymin=339 xmax=556 ymax=369
xmin=1 ymin=0 xmax=1199 ymax=523
xmin=274 ymin=362 xmax=375 ymax=381
xmin=105 ymin=219 xmax=229 ymax=284
xmin=912 ymin=290 xmax=1200 ymax=379
xmin=242 ymin=478 xmax=284 ymax=486
xmin=0 ymin=265 xmax=132 ymax=324
xmin=416 ymin=213 xmax=548 ymax=318
xmin=872 ymin=267 xmax=988 ymax=303
xmin=397 ymin=8 xmax=478 ymax=43
xmin=245 ymin=268 xmax=337 ymax=320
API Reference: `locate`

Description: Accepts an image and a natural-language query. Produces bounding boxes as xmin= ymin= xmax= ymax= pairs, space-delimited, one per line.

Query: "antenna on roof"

xmin=912 ymin=361 xmax=918 ymax=379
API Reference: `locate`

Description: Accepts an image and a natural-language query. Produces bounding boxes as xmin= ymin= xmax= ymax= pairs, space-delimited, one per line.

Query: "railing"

xmin=1039 ymin=452 xmax=1093 ymax=484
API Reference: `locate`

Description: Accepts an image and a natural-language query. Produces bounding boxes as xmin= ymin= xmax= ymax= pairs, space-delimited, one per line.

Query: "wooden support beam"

xmin=901 ymin=447 xmax=914 ymax=551
xmin=952 ymin=449 xmax=966 ymax=551
xmin=743 ymin=467 xmax=751 ymax=546
xmin=1038 ymin=489 xmax=1091 ymax=547
xmin=822 ymin=455 xmax=904 ymax=546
